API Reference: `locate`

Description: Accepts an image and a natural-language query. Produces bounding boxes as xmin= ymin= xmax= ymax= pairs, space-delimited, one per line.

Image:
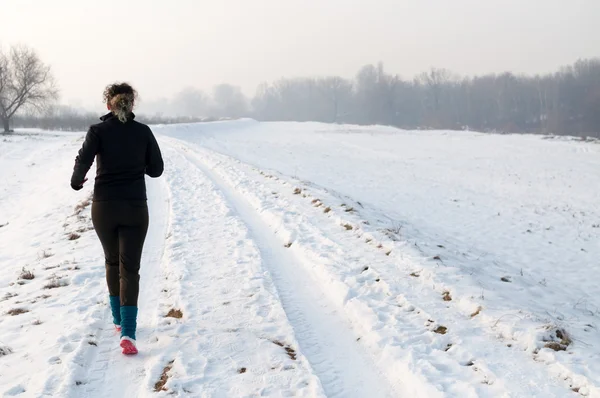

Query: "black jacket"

xmin=71 ymin=112 xmax=164 ymax=201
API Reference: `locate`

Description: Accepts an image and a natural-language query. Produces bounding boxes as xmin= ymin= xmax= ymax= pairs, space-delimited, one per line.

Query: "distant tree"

xmin=316 ymin=76 xmax=353 ymax=123
xmin=172 ymin=87 xmax=209 ymax=118
xmin=0 ymin=45 xmax=57 ymax=132
xmin=212 ymin=84 xmax=248 ymax=118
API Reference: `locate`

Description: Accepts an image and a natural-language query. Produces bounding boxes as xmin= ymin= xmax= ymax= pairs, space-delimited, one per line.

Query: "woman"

xmin=70 ymin=83 xmax=164 ymax=355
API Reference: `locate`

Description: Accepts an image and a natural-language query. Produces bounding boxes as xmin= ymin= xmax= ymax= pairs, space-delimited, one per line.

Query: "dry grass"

xmin=323 ymin=207 xmax=331 ymax=214
xmin=74 ymin=198 xmax=91 ymax=215
xmin=344 ymin=207 xmax=355 ymax=213
xmin=238 ymin=367 xmax=247 ymax=374
xmin=544 ymin=342 xmax=566 ymax=351
xmin=343 ymin=224 xmax=353 ymax=231
xmin=284 ymin=242 xmax=293 ymax=248
xmin=44 ymin=278 xmax=68 ymax=289
xmin=293 ymin=188 xmax=302 ymax=195
xmin=154 ymin=360 xmax=175 ymax=392
xmin=410 ymin=272 xmax=420 ymax=277
xmin=433 ymin=326 xmax=448 ymax=334
xmin=271 ymin=340 xmax=297 ymax=360
xmin=68 ymin=232 xmax=81 ymax=241
xmin=166 ymin=309 xmax=183 ymax=319
xmin=38 ymin=250 xmax=54 ymax=259
xmin=442 ymin=291 xmax=452 ymax=301
xmin=542 ymin=327 xmax=572 ymax=351
xmin=470 ymin=306 xmax=482 ymax=318
xmin=19 ymin=267 xmax=35 ymax=280
xmin=0 ymin=346 xmax=12 ymax=356
xmin=7 ymin=308 xmax=29 ymax=316
xmin=365 ymin=238 xmax=372 ymax=243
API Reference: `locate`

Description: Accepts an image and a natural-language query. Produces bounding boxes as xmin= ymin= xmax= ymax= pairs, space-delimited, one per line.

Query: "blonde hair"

xmin=103 ymin=83 xmax=138 ymax=123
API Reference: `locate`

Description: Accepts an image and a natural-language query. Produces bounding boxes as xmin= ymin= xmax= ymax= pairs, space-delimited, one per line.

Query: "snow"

xmin=1 ymin=122 xmax=599 ymax=397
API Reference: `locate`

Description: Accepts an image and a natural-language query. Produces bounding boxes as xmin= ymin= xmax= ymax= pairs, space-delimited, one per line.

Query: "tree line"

xmin=2 ymin=44 xmax=598 ymax=136
xmin=252 ymin=59 xmax=600 ymax=136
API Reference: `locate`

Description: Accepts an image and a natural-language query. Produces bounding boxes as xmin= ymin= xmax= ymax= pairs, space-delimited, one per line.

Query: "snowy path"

xmin=172 ymin=142 xmax=398 ymax=397
xmin=160 ymin=135 xmax=585 ymax=397
xmin=2 ymin=127 xmax=598 ymax=397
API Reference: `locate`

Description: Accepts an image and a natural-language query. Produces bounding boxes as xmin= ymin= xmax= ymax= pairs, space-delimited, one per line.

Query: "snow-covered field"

xmin=0 ymin=121 xmax=598 ymax=397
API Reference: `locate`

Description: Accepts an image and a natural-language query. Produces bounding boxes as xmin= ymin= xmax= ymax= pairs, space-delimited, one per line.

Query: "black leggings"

xmin=91 ymin=200 xmax=149 ymax=307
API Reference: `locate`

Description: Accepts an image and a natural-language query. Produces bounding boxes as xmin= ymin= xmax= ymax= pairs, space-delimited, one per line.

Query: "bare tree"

xmin=212 ymin=84 xmax=248 ymax=118
xmin=317 ymin=76 xmax=353 ymax=123
xmin=0 ymin=45 xmax=57 ymax=132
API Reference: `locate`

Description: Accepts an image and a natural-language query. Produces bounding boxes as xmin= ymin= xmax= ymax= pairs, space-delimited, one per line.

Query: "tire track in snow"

xmin=174 ymin=143 xmax=398 ymax=398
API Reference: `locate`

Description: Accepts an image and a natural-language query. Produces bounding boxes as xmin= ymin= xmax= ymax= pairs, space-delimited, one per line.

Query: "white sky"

xmin=1 ymin=0 xmax=598 ymax=109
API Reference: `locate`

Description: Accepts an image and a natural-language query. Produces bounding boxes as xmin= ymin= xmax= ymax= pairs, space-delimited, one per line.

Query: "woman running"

xmin=70 ymin=83 xmax=164 ymax=355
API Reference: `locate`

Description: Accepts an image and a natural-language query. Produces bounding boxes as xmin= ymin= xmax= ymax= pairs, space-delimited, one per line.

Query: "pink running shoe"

xmin=120 ymin=337 xmax=138 ymax=355
xmin=114 ymin=324 xmax=122 ymax=333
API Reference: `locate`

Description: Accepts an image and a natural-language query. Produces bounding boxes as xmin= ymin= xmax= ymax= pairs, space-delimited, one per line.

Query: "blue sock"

xmin=109 ymin=296 xmax=121 ymax=325
xmin=120 ymin=306 xmax=138 ymax=340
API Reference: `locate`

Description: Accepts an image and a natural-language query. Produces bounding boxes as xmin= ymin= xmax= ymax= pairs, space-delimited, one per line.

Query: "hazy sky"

xmin=1 ymin=0 xmax=598 ymax=109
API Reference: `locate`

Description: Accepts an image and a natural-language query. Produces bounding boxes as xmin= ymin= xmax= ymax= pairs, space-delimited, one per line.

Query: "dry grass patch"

xmin=410 ymin=272 xmax=420 ymax=277
xmin=154 ymin=360 xmax=175 ymax=392
xmin=433 ymin=326 xmax=448 ymax=335
xmin=442 ymin=291 xmax=452 ymax=301
xmin=293 ymin=188 xmax=302 ymax=195
xmin=470 ymin=306 xmax=482 ymax=318
xmin=44 ymin=278 xmax=69 ymax=289
xmin=271 ymin=340 xmax=297 ymax=360
xmin=38 ymin=250 xmax=54 ymax=259
xmin=544 ymin=327 xmax=572 ymax=351
xmin=323 ymin=207 xmax=331 ymax=214
xmin=74 ymin=198 xmax=91 ymax=215
xmin=68 ymin=232 xmax=81 ymax=241
xmin=0 ymin=346 xmax=12 ymax=356
xmin=19 ymin=267 xmax=34 ymax=280
xmin=166 ymin=309 xmax=183 ymax=319
xmin=238 ymin=367 xmax=247 ymax=374
xmin=7 ymin=308 xmax=29 ymax=316
xmin=343 ymin=224 xmax=353 ymax=231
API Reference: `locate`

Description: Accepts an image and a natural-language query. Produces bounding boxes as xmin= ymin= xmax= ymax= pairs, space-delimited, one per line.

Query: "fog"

xmin=1 ymin=0 xmax=598 ymax=113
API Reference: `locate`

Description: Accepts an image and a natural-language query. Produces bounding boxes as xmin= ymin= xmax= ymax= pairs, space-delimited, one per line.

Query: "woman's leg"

xmin=118 ymin=201 xmax=149 ymax=342
xmin=91 ymin=202 xmax=122 ymax=327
